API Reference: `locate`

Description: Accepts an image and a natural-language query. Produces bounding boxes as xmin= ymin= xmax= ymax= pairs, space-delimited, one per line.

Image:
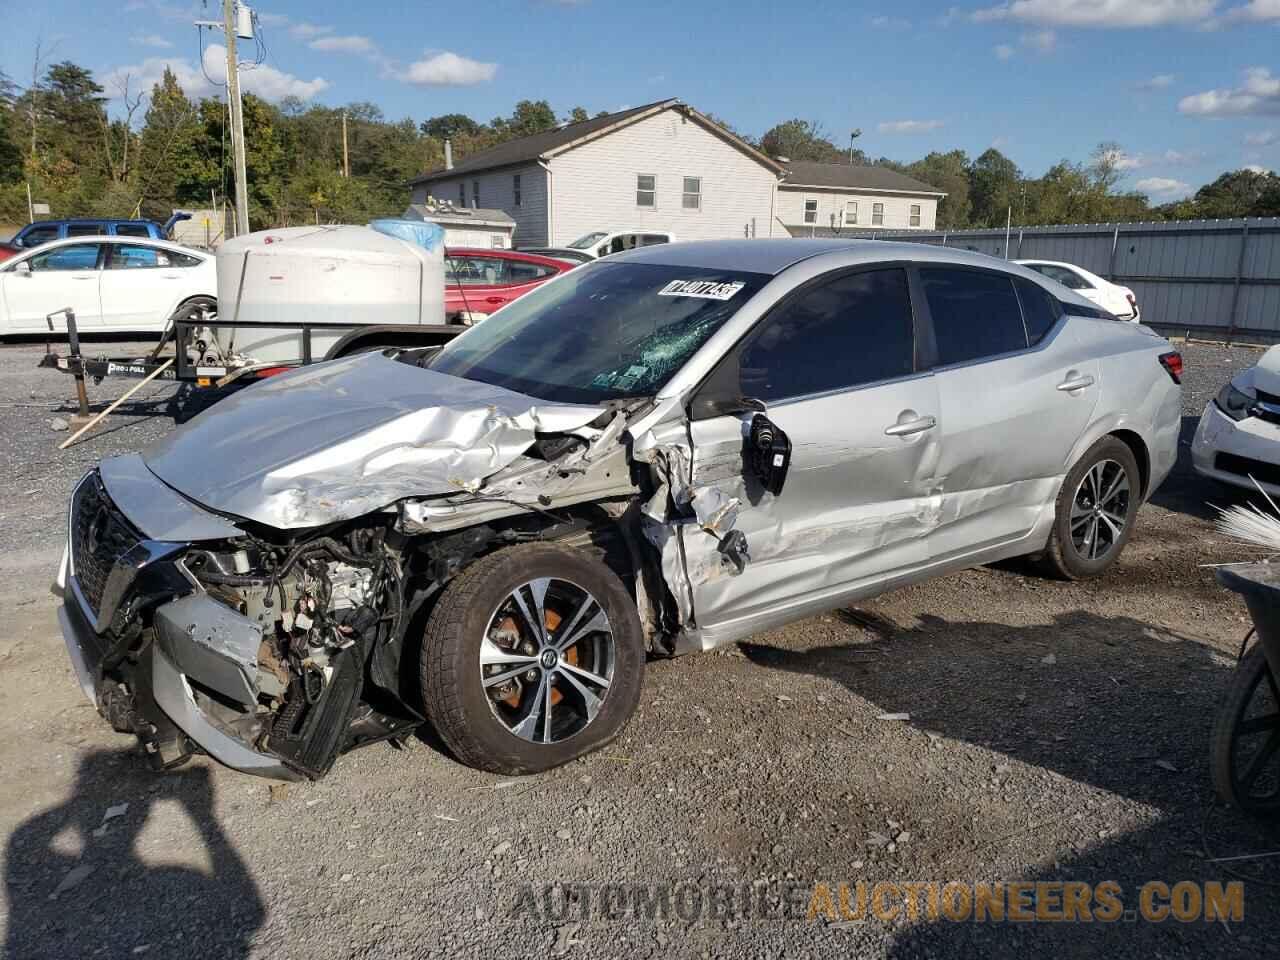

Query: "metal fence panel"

xmin=836 ymin=218 xmax=1280 ymax=341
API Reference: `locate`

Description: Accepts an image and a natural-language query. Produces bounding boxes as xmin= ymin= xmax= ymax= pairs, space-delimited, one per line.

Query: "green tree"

xmin=759 ymin=118 xmax=848 ymax=162
xmin=566 ymin=106 xmax=589 ymax=124
xmin=490 ymin=100 xmax=556 ymax=140
xmin=907 ymin=150 xmax=971 ymax=229
xmin=969 ymin=147 xmax=1021 ymax=227
xmin=135 ymin=67 xmax=202 ymax=219
xmin=1192 ymin=169 xmax=1280 ymax=218
xmin=419 ymin=112 xmax=482 ymax=140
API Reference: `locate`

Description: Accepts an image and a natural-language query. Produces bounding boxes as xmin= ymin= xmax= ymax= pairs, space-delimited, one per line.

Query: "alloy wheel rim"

xmin=1069 ymin=458 xmax=1131 ymax=562
xmin=480 ymin=577 xmax=614 ymax=744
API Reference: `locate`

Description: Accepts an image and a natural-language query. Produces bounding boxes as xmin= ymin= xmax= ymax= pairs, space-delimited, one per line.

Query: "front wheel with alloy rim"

xmin=1039 ymin=436 xmax=1141 ymax=580
xmin=420 ymin=543 xmax=645 ymax=775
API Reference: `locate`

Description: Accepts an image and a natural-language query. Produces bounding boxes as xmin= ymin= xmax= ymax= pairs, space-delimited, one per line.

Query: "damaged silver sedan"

xmin=54 ymin=240 xmax=1183 ymax=780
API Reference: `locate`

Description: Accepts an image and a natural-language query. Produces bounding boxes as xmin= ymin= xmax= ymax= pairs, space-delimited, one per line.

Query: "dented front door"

xmin=678 ymin=266 xmax=942 ymax=633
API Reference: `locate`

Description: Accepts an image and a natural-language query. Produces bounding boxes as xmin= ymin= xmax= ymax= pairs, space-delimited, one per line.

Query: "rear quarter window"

xmin=1014 ymin=277 xmax=1063 ymax=344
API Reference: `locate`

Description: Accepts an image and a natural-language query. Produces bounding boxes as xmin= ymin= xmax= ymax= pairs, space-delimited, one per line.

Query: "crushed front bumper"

xmin=55 ymin=466 xmax=299 ymax=781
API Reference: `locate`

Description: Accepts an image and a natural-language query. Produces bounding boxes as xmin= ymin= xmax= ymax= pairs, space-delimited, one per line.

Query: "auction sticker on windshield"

xmin=658 ymin=279 xmax=746 ymax=300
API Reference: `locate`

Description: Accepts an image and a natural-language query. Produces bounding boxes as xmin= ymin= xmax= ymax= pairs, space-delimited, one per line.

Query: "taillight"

xmin=1159 ymin=351 xmax=1183 ymax=384
xmin=254 ymin=366 xmax=293 ymax=379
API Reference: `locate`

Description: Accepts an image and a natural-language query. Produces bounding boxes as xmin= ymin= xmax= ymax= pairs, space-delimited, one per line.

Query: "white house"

xmin=408 ymin=100 xmax=785 ymax=247
xmin=776 ymin=161 xmax=945 ymax=236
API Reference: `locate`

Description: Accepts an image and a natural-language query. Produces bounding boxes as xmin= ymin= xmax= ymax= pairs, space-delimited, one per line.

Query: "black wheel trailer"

xmin=38 ymin=307 xmax=465 ymax=414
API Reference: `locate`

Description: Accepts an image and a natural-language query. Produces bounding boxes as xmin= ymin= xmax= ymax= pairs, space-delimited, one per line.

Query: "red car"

xmin=443 ymin=248 xmax=573 ymax=323
xmin=0 ymin=242 xmax=19 ymax=263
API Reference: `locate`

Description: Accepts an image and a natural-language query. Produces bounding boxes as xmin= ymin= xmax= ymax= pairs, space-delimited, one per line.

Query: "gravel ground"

xmin=2 ymin=335 xmax=1279 ymax=959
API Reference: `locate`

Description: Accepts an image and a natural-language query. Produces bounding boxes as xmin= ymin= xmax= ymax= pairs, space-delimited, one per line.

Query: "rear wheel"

xmin=420 ymin=543 xmax=644 ymax=774
xmin=1038 ymin=436 xmax=1140 ymax=580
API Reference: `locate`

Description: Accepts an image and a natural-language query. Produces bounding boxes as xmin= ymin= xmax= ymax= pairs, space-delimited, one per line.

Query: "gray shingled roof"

xmin=410 ymin=101 xmax=676 ymax=184
xmin=781 ymin=160 xmax=946 ymax=195
xmin=403 ymin=203 xmax=514 ymax=225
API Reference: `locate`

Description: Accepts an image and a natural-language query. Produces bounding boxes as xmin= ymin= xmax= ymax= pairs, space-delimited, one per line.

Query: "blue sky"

xmin=3 ymin=0 xmax=1280 ymax=200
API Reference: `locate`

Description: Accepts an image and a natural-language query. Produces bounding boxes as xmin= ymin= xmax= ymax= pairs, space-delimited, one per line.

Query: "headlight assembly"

xmin=1216 ymin=383 xmax=1256 ymax=421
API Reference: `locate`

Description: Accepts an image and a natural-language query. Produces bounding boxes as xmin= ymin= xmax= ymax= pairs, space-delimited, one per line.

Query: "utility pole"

xmin=848 ymin=128 xmax=862 ymax=164
xmin=342 ymin=111 xmax=350 ymax=178
xmin=222 ymin=0 xmax=250 ymax=236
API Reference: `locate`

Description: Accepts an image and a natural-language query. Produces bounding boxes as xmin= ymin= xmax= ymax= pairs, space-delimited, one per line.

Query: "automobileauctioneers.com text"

xmin=512 ymin=880 xmax=1244 ymax=924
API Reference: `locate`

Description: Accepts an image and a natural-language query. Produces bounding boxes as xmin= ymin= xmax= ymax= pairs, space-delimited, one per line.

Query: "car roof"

xmin=16 ymin=235 xmax=208 ymax=256
xmin=609 ymin=238 xmax=1032 ymax=276
xmin=24 ymin=218 xmax=154 ymax=227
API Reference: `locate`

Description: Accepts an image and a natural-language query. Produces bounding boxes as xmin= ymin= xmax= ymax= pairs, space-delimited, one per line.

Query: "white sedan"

xmin=1192 ymin=346 xmax=1280 ymax=496
xmin=0 ymin=236 xmax=216 ymax=337
xmin=1015 ymin=259 xmax=1140 ymax=322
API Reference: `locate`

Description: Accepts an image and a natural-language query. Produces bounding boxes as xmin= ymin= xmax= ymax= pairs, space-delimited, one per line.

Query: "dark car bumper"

xmin=54 ymin=469 xmax=299 ymax=781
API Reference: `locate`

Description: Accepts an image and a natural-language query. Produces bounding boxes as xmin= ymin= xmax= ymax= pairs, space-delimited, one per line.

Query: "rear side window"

xmin=1014 ymin=277 xmax=1063 ymax=344
xmin=168 ymin=251 xmax=203 ymax=268
xmin=920 ymin=267 xmax=1027 ymax=366
xmin=738 ymin=268 xmax=915 ymax=402
xmin=114 ymin=224 xmax=151 ymax=237
xmin=66 ymin=223 xmax=103 ymax=237
xmin=109 ymin=244 xmax=164 ymax=268
xmin=506 ymin=261 xmax=556 ymax=283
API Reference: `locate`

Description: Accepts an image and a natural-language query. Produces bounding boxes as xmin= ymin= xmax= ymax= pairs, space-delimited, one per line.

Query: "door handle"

xmin=484 ymin=296 xmax=505 ymax=304
xmin=70 ymin=275 xmax=95 ymax=281
xmin=884 ymin=414 xmax=937 ymax=437
xmin=1057 ymin=372 xmax=1095 ymax=392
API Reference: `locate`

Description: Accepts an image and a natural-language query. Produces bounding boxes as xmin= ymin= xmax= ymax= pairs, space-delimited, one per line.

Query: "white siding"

xmin=776 ymin=189 xmax=938 ymax=232
xmin=411 ymin=163 xmax=549 ymax=246
xmin=548 ymin=109 xmax=778 ymax=246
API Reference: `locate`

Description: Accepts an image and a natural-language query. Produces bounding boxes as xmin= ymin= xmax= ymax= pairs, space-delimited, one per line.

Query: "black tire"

xmin=1211 ymin=644 xmax=1280 ymax=816
xmin=1038 ymin=435 xmax=1141 ymax=580
xmin=420 ymin=543 xmax=644 ymax=775
xmin=169 ymin=295 xmax=216 ymax=324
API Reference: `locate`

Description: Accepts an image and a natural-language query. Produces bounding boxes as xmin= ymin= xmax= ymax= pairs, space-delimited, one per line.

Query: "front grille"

xmin=70 ymin=472 xmax=141 ymax=617
xmin=1215 ymin=453 xmax=1280 ymax=488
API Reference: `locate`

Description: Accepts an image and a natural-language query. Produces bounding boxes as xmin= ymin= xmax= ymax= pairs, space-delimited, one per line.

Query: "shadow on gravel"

xmin=3 ymin=749 xmax=263 ymax=959
xmin=741 ymin=609 xmax=1280 ymax=957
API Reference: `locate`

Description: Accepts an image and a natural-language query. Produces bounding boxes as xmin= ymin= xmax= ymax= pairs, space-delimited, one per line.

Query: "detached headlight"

xmin=1216 ymin=383 xmax=1255 ymax=421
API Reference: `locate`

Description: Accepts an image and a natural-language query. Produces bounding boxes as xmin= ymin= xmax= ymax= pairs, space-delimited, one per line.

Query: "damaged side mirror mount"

xmin=747 ymin=414 xmax=792 ymax=496
xmin=693 ymin=394 xmax=767 ymax=419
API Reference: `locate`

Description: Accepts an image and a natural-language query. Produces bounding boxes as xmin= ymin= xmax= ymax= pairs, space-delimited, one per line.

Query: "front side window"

xmin=27 ymin=243 xmax=100 ymax=271
xmin=872 ymin=202 xmax=885 ymax=226
xmin=844 ymin=201 xmax=858 ymax=226
xmin=920 ymin=267 xmax=1027 ymax=365
xmin=19 ymin=226 xmax=58 ymax=247
xmin=115 ymin=224 xmax=151 ymax=237
xmin=803 ymin=199 xmax=818 ymax=224
xmin=108 ymin=244 xmax=166 ymax=268
xmin=429 ymin=262 xmax=770 ymax=403
xmin=682 ymin=177 xmax=701 ymax=210
xmin=910 ymin=204 xmax=921 ymax=227
xmin=734 ymin=268 xmax=915 ymax=403
xmin=637 ymin=174 xmax=656 ymax=208
xmin=513 ymin=174 xmax=522 ymax=207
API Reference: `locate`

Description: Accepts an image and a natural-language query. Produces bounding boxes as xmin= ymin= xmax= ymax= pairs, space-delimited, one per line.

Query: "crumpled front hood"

xmin=143 ymin=353 xmax=604 ymax=529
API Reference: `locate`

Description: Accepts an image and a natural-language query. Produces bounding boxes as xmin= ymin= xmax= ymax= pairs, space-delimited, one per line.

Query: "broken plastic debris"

xmin=876 ymin=712 xmax=911 ymax=722
xmin=50 ymin=864 xmax=94 ymax=899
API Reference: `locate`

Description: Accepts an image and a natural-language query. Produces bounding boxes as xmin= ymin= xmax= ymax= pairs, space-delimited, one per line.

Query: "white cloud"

xmin=1245 ymin=129 xmax=1277 ymax=145
xmin=131 ymin=34 xmax=173 ymax=49
xmin=995 ymin=43 xmax=1016 ymax=59
xmin=104 ymin=45 xmax=330 ymax=103
xmin=877 ymin=119 xmax=944 ymax=133
xmin=309 ymin=35 xmax=376 ymax=54
xmin=991 ymin=135 xmax=1012 ymax=148
xmin=1243 ymin=163 xmax=1271 ymax=172
xmin=870 ymin=14 xmax=912 ymax=27
xmin=1102 ymin=147 xmax=1203 ymax=170
xmin=1222 ymin=0 xmax=1280 ymax=22
xmin=399 ymin=51 xmax=498 ymax=86
xmin=1138 ymin=73 xmax=1176 ymax=90
xmin=290 ymin=22 xmax=334 ymax=39
xmin=1135 ymin=176 xmax=1192 ymax=195
xmin=973 ymin=1 xmax=1218 ymax=27
xmin=1179 ymin=67 xmax=1280 ymax=116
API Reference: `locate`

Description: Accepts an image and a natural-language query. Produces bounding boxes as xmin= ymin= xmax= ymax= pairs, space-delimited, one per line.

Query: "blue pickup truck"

xmin=9 ymin=213 xmax=191 ymax=249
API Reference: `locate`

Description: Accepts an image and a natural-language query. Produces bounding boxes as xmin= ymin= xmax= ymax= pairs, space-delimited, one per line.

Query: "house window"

xmin=458 ymin=183 xmax=466 ymax=207
xmin=872 ymin=202 xmax=885 ymax=226
xmin=637 ymin=174 xmax=656 ymax=208
xmin=490 ymin=234 xmax=505 ymax=249
xmin=844 ymin=201 xmax=858 ymax=226
xmin=803 ymin=198 xmax=818 ymax=224
xmin=910 ymin=204 xmax=921 ymax=227
xmin=513 ymin=174 xmax=521 ymax=207
xmin=682 ymin=177 xmax=701 ymax=210
xmin=473 ymin=180 xmax=480 ymax=208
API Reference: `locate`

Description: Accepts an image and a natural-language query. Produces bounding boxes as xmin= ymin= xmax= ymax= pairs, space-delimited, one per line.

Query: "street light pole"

xmin=223 ymin=0 xmax=250 ymax=236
